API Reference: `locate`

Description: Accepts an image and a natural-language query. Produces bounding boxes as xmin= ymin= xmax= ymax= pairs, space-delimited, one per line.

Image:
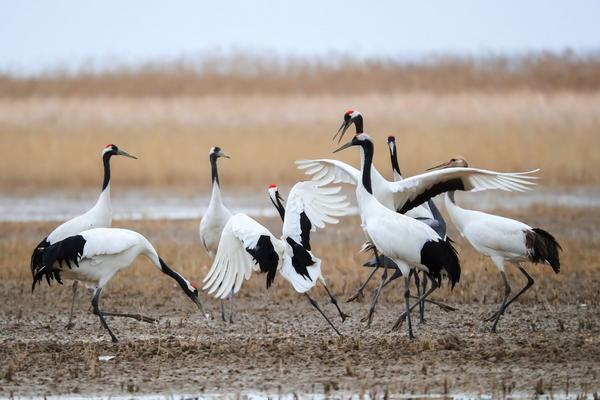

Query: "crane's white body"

xmin=353 ymin=147 xmax=445 ymax=276
xmin=203 ymin=182 xmax=349 ymax=298
xmin=58 ymin=228 xmax=165 ymax=288
xmin=199 ymin=182 xmax=232 ymax=258
xmin=444 ymin=193 xmax=532 ymax=270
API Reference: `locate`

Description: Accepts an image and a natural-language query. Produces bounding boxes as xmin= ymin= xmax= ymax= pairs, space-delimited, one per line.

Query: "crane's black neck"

xmin=353 ymin=115 xmax=364 ymax=134
xmin=102 ymin=152 xmax=112 ymax=191
xmin=270 ymin=194 xmax=286 ymax=221
xmin=209 ymin=154 xmax=220 ymax=186
xmin=389 ymin=143 xmax=401 ymax=176
xmin=360 ymin=141 xmax=374 ymax=194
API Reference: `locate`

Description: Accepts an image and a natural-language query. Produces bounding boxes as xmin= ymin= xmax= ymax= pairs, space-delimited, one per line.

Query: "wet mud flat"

xmin=1 ymin=282 xmax=599 ymax=398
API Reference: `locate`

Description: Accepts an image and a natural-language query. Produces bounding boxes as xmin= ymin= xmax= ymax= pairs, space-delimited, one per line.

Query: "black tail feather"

xmin=527 ymin=228 xmax=562 ymax=273
xmin=246 ymin=235 xmax=279 ymax=289
xmin=286 ymin=237 xmax=315 ymax=281
xmin=31 ymin=235 xmax=86 ymax=292
xmin=420 ymin=238 xmax=461 ymax=289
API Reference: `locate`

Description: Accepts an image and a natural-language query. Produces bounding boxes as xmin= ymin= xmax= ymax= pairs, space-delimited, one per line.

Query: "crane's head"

xmin=333 ymin=109 xmax=363 ymax=143
xmin=427 ymin=157 xmax=469 ymax=171
xmin=333 ymin=132 xmax=373 ymax=153
xmin=267 ymin=183 xmax=284 ymax=204
xmin=387 ymin=135 xmax=396 ymax=153
xmin=102 ymin=144 xmax=137 ymax=159
xmin=209 ymin=146 xmax=230 ymax=159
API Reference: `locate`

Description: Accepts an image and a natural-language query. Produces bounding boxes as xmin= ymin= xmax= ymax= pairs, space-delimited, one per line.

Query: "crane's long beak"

xmin=116 ymin=149 xmax=137 ymax=159
xmin=333 ymin=140 xmax=355 ymax=153
xmin=191 ymin=294 xmax=210 ymax=319
xmin=426 ymin=160 xmax=452 ymax=171
xmin=221 ymin=153 xmax=231 ymax=159
xmin=332 ymin=120 xmax=351 ymax=143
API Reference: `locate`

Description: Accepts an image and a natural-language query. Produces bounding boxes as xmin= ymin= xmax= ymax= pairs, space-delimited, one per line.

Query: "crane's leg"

xmin=403 ymin=276 xmax=415 ymax=340
xmin=228 ymin=289 xmax=235 ymax=323
xmin=319 ymin=277 xmax=350 ymax=322
xmin=391 ymin=275 xmax=439 ymax=331
xmin=382 ymin=268 xmax=402 ymax=288
xmin=412 ymin=271 xmax=424 ymax=324
xmin=347 ymin=262 xmax=380 ymax=302
xmin=305 ymin=293 xmax=342 ymax=337
xmin=420 ymin=273 xmax=428 ymax=323
xmin=91 ymin=287 xmax=119 ymax=343
xmin=361 ymin=256 xmax=389 ymax=327
xmin=490 ymin=271 xmax=512 ymax=333
xmin=90 ymin=287 xmax=157 ymax=325
xmin=486 ymin=265 xmax=534 ymax=322
xmin=65 ymin=281 xmax=78 ymax=330
xmin=220 ymin=299 xmax=226 ymax=322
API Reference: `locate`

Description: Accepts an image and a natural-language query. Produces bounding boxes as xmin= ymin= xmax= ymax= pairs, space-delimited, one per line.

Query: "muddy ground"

xmin=1 ymin=208 xmax=600 ymax=398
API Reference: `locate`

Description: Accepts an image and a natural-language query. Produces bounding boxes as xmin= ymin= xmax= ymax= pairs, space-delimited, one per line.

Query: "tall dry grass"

xmin=2 ymin=53 xmax=600 ymax=97
xmin=0 ymin=91 xmax=599 ymax=191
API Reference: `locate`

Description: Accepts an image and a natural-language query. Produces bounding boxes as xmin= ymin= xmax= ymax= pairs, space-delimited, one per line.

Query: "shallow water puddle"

xmin=1 ymin=186 xmax=598 ymax=222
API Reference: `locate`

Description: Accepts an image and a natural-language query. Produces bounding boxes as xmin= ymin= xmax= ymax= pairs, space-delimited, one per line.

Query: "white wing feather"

xmin=391 ymin=167 xmax=539 ymax=211
xmin=203 ymin=214 xmax=277 ymax=299
xmin=282 ymin=181 xmax=350 ymax=245
xmin=279 ymin=255 xmax=322 ymax=293
xmin=295 ymin=159 xmax=359 ymax=186
xmin=80 ymin=228 xmax=140 ymax=259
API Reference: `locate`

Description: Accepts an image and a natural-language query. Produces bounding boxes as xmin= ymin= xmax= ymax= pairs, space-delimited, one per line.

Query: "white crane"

xmin=198 ymin=146 xmax=235 ymax=322
xmin=360 ymin=135 xmax=450 ymax=324
xmin=31 ymin=228 xmax=206 ymax=342
xmin=437 ymin=157 xmax=562 ymax=332
xmin=333 ymin=133 xmax=461 ymax=339
xmin=30 ymin=144 xmax=136 ymax=329
xmin=203 ymin=181 xmax=350 ymax=335
xmin=267 ymin=183 xmax=350 ymax=322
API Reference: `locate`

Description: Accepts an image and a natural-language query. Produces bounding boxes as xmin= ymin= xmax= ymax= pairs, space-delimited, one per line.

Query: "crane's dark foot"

xmin=346 ymin=290 xmax=364 ymax=303
xmin=228 ymin=315 xmax=234 ymax=324
xmin=408 ymin=332 xmax=416 ymax=340
xmin=110 ymin=335 xmax=119 ymax=343
xmin=340 ymin=312 xmax=351 ymax=323
xmin=65 ymin=321 xmax=75 ymax=330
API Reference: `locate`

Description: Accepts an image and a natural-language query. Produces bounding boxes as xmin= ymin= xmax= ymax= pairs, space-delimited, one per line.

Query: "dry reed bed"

xmin=1 ymin=91 xmax=600 ymax=191
xmin=3 ymin=53 xmax=600 ymax=97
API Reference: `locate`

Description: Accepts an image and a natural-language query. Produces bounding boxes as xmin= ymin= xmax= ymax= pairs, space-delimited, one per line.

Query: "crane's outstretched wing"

xmin=282 ymin=181 xmax=350 ymax=251
xmin=203 ymin=214 xmax=281 ymax=299
xmin=295 ymin=159 xmax=360 ymax=186
xmin=391 ymin=167 xmax=539 ymax=213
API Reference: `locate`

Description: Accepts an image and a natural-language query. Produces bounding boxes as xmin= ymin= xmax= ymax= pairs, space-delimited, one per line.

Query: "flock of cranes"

xmin=29 ymin=111 xmax=562 ymax=342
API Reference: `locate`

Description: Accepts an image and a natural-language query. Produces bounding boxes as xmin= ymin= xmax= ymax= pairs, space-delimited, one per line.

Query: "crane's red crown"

xmin=345 ymin=109 xmax=354 ymax=116
xmin=388 ymin=136 xmax=395 ymax=141
xmin=104 ymin=144 xmax=115 ymax=148
xmin=268 ymin=184 xmax=277 ymax=189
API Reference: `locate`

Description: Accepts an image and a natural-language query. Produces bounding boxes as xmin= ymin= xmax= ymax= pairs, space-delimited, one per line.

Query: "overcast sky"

xmin=1 ymin=0 xmax=599 ymax=75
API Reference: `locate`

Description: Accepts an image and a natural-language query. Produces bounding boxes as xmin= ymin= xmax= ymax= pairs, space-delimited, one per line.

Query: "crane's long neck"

xmin=388 ymin=143 xmax=402 ymax=181
xmin=210 ymin=154 xmax=220 ymax=186
xmin=102 ymin=152 xmax=112 ymax=191
xmin=353 ymin=115 xmax=364 ymax=134
xmin=270 ymin=194 xmax=286 ymax=221
xmin=444 ymin=191 xmax=467 ymax=231
xmin=359 ymin=142 xmax=374 ymax=195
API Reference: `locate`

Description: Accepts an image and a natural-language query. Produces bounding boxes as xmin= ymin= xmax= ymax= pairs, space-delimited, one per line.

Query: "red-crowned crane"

xmin=30 ymin=144 xmax=136 ymax=329
xmin=203 ymin=181 xmax=350 ymax=335
xmin=267 ymin=183 xmax=350 ymax=322
xmin=435 ymin=157 xmax=562 ymax=332
xmin=333 ymin=133 xmax=460 ymax=338
xmin=31 ymin=228 xmax=205 ymax=342
xmin=198 ymin=146 xmax=235 ymax=322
